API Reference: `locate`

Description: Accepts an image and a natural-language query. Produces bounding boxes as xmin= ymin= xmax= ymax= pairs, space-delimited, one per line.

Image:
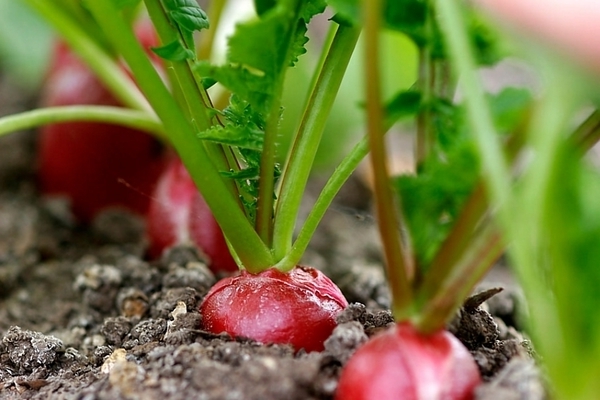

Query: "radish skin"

xmin=335 ymin=322 xmax=481 ymax=400
xmin=146 ymin=157 xmax=239 ymax=273
xmin=200 ymin=266 xmax=348 ymax=352
xmin=38 ymin=22 xmax=169 ymax=222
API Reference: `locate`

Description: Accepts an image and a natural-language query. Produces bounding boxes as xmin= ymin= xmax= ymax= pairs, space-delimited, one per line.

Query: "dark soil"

xmin=0 ymin=71 xmax=546 ymax=399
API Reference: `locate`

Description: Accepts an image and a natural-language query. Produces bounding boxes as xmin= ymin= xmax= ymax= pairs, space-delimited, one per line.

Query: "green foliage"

xmin=163 ymin=0 xmax=209 ymax=32
xmin=162 ymin=0 xmax=209 ymax=50
xmin=542 ymin=145 xmax=600 ymax=397
xmin=112 ymin=0 xmax=142 ymax=9
xmin=227 ymin=10 xmax=294 ymax=78
xmin=328 ymin=0 xmax=427 ymax=44
xmin=395 ymin=88 xmax=531 ymax=268
xmin=0 ymin=1 xmax=52 ymax=87
xmin=198 ymin=94 xmax=273 ymax=223
xmin=428 ymin=11 xmax=499 ymax=65
xmin=326 ymin=0 xmax=360 ymax=22
xmin=301 ymin=0 xmax=327 ymax=21
xmin=395 ymin=129 xmax=479 ymax=268
xmin=488 ymin=87 xmax=531 ymax=133
xmin=197 ymin=0 xmax=324 ymax=115
xmin=468 ymin=14 xmax=500 ymax=66
xmin=385 ymin=90 xmax=422 ymax=125
xmin=151 ymin=39 xmax=195 ymax=61
xmin=192 ymin=0 xmax=328 ymax=225
xmin=328 ymin=0 xmax=499 ymax=65
xmin=254 ymin=0 xmax=277 ymax=16
xmin=198 ymin=95 xmax=265 ymax=152
xmin=196 ymin=62 xmax=272 ymax=114
xmin=384 ymin=0 xmax=427 ymax=46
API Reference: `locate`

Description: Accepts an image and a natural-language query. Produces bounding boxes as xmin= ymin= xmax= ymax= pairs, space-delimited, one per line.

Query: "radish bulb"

xmin=146 ymin=157 xmax=238 ymax=274
xmin=335 ymin=322 xmax=481 ymax=400
xmin=200 ymin=266 xmax=349 ymax=352
xmin=38 ymin=21 xmax=168 ymax=222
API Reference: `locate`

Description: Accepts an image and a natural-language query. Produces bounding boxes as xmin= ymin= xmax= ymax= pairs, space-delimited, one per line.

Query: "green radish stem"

xmin=24 ymin=0 xmax=151 ymax=113
xmin=85 ymin=0 xmax=273 ymax=271
xmin=272 ymin=23 xmax=361 ymax=262
xmin=363 ymin=0 xmax=413 ymax=320
xmin=0 ymin=106 xmax=164 ymax=139
xmin=255 ymin=0 xmax=304 ymax=245
xmin=143 ymin=0 xmax=241 ymax=205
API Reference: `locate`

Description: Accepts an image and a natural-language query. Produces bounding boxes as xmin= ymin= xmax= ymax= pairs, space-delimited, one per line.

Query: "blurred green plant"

xmin=437 ymin=1 xmax=600 ymax=398
xmin=0 ymin=1 xmax=51 ymax=88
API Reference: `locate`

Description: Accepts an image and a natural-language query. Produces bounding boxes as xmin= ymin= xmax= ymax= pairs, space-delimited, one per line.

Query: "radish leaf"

xmin=396 ymin=88 xmax=531 ymax=268
xmin=197 ymin=94 xmax=275 ymax=222
xmin=254 ymin=0 xmax=277 ymax=16
xmin=162 ymin=0 xmax=209 ymax=51
xmin=163 ymin=0 xmax=209 ymax=32
xmin=152 ymin=39 xmax=194 ymax=61
xmin=385 ymin=90 xmax=422 ymax=124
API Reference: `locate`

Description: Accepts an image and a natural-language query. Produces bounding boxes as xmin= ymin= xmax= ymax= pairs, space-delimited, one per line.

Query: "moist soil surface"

xmin=0 ymin=72 xmax=547 ymax=399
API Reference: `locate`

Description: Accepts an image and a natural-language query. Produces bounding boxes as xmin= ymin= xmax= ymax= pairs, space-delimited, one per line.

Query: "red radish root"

xmin=200 ymin=266 xmax=349 ymax=352
xmin=335 ymin=322 xmax=481 ymax=400
xmin=37 ymin=22 xmax=168 ymax=222
xmin=146 ymin=157 xmax=238 ymax=273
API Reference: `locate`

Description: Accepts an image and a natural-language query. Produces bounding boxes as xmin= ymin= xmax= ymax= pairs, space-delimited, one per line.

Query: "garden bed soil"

xmin=0 ymin=72 xmax=546 ymax=399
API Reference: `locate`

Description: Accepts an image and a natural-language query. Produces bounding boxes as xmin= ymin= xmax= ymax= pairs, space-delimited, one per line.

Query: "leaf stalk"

xmin=363 ymin=0 xmax=413 ymax=319
xmin=272 ymin=23 xmax=361 ymax=263
xmin=86 ymin=0 xmax=274 ymax=271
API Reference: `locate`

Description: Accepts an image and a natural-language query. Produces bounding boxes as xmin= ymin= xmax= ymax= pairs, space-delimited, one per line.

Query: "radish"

xmin=37 ymin=22 xmax=169 ymax=222
xmin=146 ymin=157 xmax=238 ymax=273
xmin=200 ymin=266 xmax=349 ymax=352
xmin=335 ymin=322 xmax=481 ymax=400
xmin=330 ymin=2 xmax=485 ymax=398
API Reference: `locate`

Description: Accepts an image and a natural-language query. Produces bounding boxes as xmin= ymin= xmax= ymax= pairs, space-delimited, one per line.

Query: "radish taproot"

xmin=200 ymin=266 xmax=349 ymax=352
xmin=146 ymin=157 xmax=238 ymax=273
xmin=335 ymin=322 xmax=481 ymax=400
xmin=37 ymin=22 xmax=169 ymax=222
